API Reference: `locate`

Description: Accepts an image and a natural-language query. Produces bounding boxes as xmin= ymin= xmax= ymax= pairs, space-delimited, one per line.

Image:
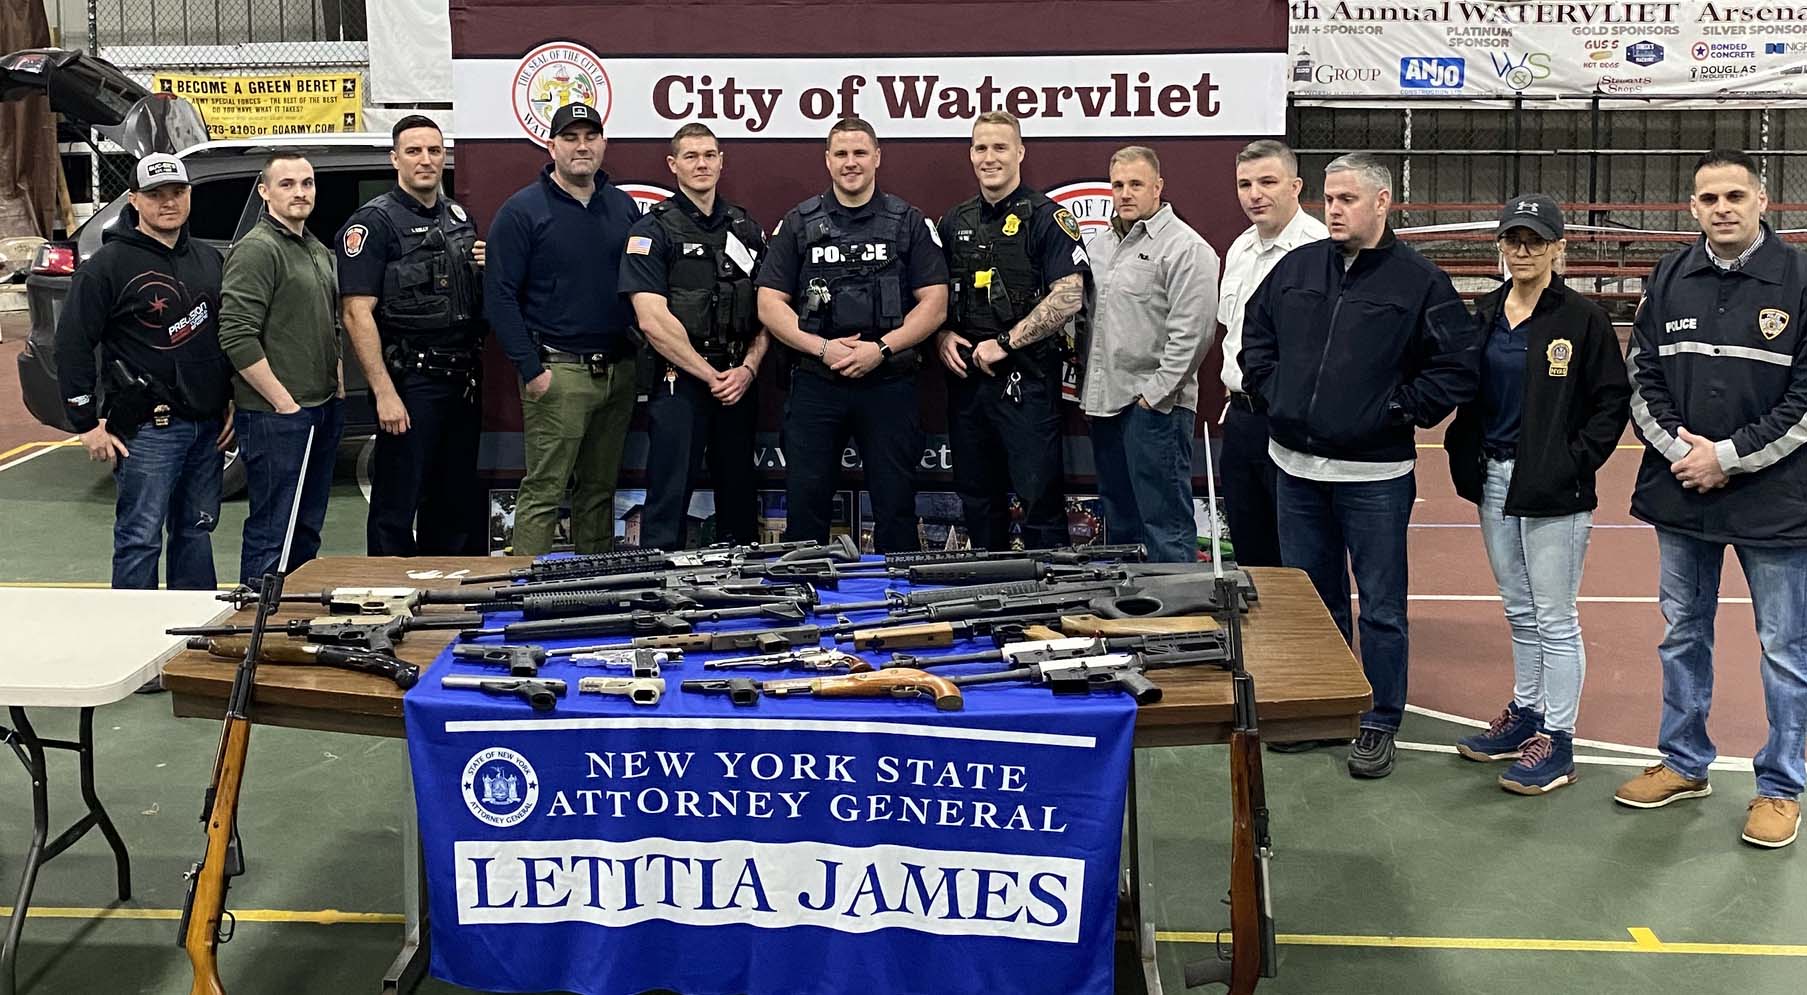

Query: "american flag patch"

xmin=626 ymin=236 xmax=653 ymax=255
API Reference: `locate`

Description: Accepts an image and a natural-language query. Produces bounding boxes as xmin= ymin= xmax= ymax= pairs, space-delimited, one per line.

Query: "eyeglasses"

xmin=1499 ymin=237 xmax=1554 ymax=256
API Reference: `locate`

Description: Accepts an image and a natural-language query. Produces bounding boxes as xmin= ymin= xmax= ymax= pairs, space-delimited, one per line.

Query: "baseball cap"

xmin=131 ymin=153 xmax=190 ymax=192
xmin=1497 ymin=193 xmax=1563 ymax=240
xmin=547 ymin=102 xmax=603 ymax=139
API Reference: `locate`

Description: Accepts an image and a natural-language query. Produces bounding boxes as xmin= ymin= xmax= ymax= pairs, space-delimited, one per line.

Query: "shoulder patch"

xmin=342 ymin=224 xmax=368 ymax=257
xmin=448 ymin=202 xmax=467 ymax=222
xmin=626 ymin=236 xmax=654 ymax=256
xmin=926 ymin=218 xmax=943 ymax=248
xmin=1054 ymin=208 xmax=1082 ymax=242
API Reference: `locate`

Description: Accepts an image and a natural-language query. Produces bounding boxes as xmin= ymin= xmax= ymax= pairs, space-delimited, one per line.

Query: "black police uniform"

xmin=756 ymin=189 xmax=949 ymax=552
xmin=336 ymin=186 xmax=486 ymax=556
xmin=619 ymin=193 xmax=767 ymax=550
xmin=939 ymin=186 xmax=1089 ymax=550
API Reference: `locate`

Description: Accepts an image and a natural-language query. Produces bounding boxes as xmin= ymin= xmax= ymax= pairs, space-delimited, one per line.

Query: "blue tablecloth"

xmin=404 ymin=559 xmax=1136 ymax=995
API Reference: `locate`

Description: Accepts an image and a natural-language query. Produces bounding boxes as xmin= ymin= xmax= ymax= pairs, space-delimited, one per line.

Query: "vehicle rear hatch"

xmin=1 ymin=47 xmax=207 ymax=155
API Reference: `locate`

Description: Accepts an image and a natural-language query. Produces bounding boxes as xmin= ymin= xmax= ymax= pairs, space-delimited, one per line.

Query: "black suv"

xmin=7 ymin=49 xmax=454 ymax=493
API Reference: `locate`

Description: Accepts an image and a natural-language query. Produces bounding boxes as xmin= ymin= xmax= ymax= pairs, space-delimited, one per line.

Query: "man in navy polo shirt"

xmin=486 ymin=102 xmax=641 ymax=554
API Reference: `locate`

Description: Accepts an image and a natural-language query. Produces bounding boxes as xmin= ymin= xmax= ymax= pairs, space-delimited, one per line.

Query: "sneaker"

xmin=1499 ymin=731 xmax=1578 ymax=795
xmin=1742 ymin=797 xmax=1802 ymax=849
xmin=1456 ymin=703 xmax=1544 ymax=762
xmin=1614 ymin=763 xmax=1712 ymax=809
xmin=1347 ymin=728 xmax=1396 ymax=779
xmin=1268 ymin=737 xmax=1351 ymax=754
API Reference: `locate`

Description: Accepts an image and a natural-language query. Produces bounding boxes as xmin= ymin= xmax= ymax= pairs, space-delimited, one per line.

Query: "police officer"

xmin=621 ymin=123 xmax=769 ymax=550
xmin=337 ymin=114 xmax=487 ymax=555
xmin=936 ymin=111 xmax=1088 ymax=550
xmin=755 ymin=117 xmax=949 ymax=553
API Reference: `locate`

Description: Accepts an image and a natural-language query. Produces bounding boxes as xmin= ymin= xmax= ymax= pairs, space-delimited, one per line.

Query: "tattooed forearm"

xmin=1009 ymin=274 xmax=1086 ymax=348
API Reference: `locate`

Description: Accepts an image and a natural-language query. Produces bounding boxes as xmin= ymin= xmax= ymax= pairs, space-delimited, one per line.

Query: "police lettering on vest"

xmin=792 ymin=193 xmax=910 ymax=339
xmin=648 ymin=200 xmax=761 ymax=361
xmin=362 ymin=192 xmax=483 ymax=343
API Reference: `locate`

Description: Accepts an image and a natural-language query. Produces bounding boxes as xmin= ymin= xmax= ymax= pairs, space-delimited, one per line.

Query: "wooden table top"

xmin=162 ymin=557 xmax=1370 ymax=747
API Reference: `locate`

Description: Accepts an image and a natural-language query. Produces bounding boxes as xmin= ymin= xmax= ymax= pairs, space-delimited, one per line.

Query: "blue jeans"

xmin=1656 ymin=529 xmax=1807 ymax=799
xmin=1277 ymin=468 xmax=1415 ymax=731
xmin=1090 ymin=404 xmax=1196 ymax=563
xmin=111 ymin=415 xmax=224 ymax=590
xmin=236 ymin=399 xmax=345 ymax=585
xmin=1477 ymin=459 xmax=1592 ymax=734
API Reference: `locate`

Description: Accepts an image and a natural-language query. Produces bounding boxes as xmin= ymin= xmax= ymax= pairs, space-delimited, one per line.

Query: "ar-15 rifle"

xmin=542 ymin=624 xmax=825 ymax=658
xmin=219 ymin=584 xmax=486 ymax=616
xmin=185 ymin=636 xmax=421 ymax=689
xmin=944 ymin=646 xmax=1231 ymax=705
xmin=770 ymin=556 xmax=1124 ymax=588
xmin=457 ymin=536 xmax=859 ymax=585
xmin=820 ymin=571 xmax=1126 ymax=614
xmin=891 ymin=629 xmax=1225 ymax=670
xmin=180 ymin=424 xmax=316 ymax=995
xmin=871 ymin=542 xmax=1146 ymax=569
xmin=460 ymin=602 xmax=807 ymax=642
xmin=169 ymin=612 xmax=479 ymax=654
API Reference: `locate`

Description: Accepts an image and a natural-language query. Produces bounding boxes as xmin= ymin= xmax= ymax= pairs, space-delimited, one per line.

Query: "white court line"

xmin=1411 ymin=522 xmax=1654 ymax=530
xmin=0 ymin=439 xmax=76 ymax=474
xmin=1405 ymin=704 xmax=1756 ymax=766
xmin=1399 ymin=594 xmax=1752 ymax=604
xmin=1397 ymin=740 xmax=1754 ymax=773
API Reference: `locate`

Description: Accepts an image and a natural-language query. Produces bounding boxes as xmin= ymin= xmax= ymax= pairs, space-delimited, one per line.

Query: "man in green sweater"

xmin=218 ymin=152 xmax=346 ymax=583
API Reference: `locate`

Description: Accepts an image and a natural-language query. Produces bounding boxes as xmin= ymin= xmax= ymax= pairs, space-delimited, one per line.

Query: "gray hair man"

xmin=1239 ymin=151 xmax=1478 ymax=778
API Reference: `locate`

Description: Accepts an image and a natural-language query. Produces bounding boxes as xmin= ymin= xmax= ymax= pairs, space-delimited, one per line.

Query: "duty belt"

xmin=1227 ymin=391 xmax=1261 ymax=414
xmin=386 ymin=342 xmax=479 ymax=377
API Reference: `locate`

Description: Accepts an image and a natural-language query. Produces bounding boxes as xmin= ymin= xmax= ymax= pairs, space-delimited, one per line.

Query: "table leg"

xmin=382 ymin=760 xmax=428 ymax=994
xmin=76 ymin=708 xmax=132 ymax=901
xmin=1125 ymin=751 xmax=1165 ymax=995
xmin=2 ymin=708 xmax=52 ymax=995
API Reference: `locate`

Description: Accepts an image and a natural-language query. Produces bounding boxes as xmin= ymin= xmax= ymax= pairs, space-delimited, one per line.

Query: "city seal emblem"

xmin=510 ymin=42 xmax=613 ymax=143
xmin=461 ymin=747 xmax=540 ymax=827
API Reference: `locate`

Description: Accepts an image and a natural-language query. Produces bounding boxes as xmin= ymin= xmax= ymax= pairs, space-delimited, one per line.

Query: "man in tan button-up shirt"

xmin=1082 ymin=145 xmax=1220 ymax=562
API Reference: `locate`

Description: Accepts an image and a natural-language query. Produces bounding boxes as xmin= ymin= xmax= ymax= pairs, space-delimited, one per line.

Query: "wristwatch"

xmin=994 ymin=331 xmax=1015 ymax=353
xmin=877 ymin=340 xmax=895 ymax=360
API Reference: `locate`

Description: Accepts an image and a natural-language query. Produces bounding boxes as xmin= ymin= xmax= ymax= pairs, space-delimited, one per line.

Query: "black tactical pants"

xmin=947 ymin=348 xmax=1067 ymax=550
xmin=367 ymin=370 xmax=485 ymax=556
xmin=640 ymin=370 xmax=760 ymax=550
xmin=781 ymin=368 xmax=921 ymax=553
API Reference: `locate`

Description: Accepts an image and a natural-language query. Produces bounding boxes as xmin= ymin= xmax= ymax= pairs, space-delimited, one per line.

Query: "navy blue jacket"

xmin=1629 ymin=225 xmax=1807 ymax=546
xmin=484 ymin=165 xmax=640 ymax=382
xmin=1240 ymin=230 xmax=1479 ymax=463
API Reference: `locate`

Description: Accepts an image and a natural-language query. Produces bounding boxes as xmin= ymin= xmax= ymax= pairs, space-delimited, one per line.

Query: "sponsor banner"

xmin=152 ymin=71 xmax=362 ymax=139
xmin=452 ymin=45 xmax=1286 ymax=140
xmin=1288 ymin=1 xmax=1807 ymax=100
xmin=405 ymin=570 xmax=1135 ymax=995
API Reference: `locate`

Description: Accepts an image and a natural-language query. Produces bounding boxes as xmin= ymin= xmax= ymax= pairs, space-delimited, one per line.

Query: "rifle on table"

xmin=541 ymin=624 xmax=826 ymax=658
xmin=711 ymin=667 xmax=963 ymax=710
xmin=185 ymin=636 xmax=420 ymax=689
xmin=457 ymin=536 xmax=859 ymax=585
xmin=818 ymin=571 xmax=1127 ymax=614
xmin=494 ymin=571 xmax=815 ymax=603
xmin=180 ymin=425 xmax=316 ymax=995
xmin=945 ymin=645 xmax=1232 ymax=705
xmin=861 ymin=542 xmax=1147 ymax=570
xmin=890 ymin=629 xmax=1226 ymax=670
xmin=771 ymin=556 xmax=1129 ymax=588
xmin=170 ymin=612 xmax=480 ymax=654
xmin=459 ymin=602 xmax=808 ymax=642
xmin=218 ymin=584 xmax=494 ymax=616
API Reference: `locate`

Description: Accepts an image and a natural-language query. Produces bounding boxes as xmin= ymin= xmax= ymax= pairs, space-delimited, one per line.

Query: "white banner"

xmin=1288 ymin=1 xmax=1807 ymax=100
xmin=451 ymin=44 xmax=1286 ymax=140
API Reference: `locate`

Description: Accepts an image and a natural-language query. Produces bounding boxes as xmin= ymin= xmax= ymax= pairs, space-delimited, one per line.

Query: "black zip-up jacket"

xmin=55 ymin=208 xmax=231 ymax=433
xmin=1241 ymin=229 xmax=1479 ymax=463
xmin=1445 ymin=275 xmax=1631 ymax=516
xmin=1628 ymin=225 xmax=1807 ymax=546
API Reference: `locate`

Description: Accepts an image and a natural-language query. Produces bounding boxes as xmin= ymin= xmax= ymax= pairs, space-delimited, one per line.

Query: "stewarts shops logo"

xmin=511 ymin=42 xmax=613 ymax=143
xmin=463 ymin=747 xmax=540 ymax=827
xmin=618 ymin=183 xmax=675 ymax=215
xmin=1048 ymin=181 xmax=1114 ymax=245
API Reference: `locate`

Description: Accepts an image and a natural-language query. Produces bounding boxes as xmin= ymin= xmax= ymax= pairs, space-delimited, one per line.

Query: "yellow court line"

xmin=1155 ymin=927 xmax=1807 ymax=958
xmin=0 ymin=905 xmax=403 ymax=926
xmin=0 ymin=439 xmax=78 ymax=462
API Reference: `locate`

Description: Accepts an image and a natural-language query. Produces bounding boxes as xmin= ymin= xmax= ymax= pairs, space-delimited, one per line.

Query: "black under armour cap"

xmin=1498 ymin=193 xmax=1564 ymax=240
xmin=548 ymin=102 xmax=603 ymax=139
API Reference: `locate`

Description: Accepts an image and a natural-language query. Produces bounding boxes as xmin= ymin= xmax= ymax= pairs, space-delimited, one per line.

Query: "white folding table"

xmin=0 ymin=588 xmax=227 ymax=995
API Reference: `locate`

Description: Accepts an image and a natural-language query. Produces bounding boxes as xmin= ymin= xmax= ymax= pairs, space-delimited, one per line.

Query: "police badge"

xmin=1546 ymin=338 xmax=1573 ymax=378
xmin=1001 ymin=213 xmax=1022 ymax=236
xmin=1759 ymin=308 xmax=1790 ymax=340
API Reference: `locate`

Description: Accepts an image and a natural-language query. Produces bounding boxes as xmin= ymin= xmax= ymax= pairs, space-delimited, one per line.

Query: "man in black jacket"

xmin=56 ymin=153 xmax=234 ymax=592
xmin=1240 ymin=152 xmax=1480 ymax=778
xmin=1615 ymin=149 xmax=1807 ymax=850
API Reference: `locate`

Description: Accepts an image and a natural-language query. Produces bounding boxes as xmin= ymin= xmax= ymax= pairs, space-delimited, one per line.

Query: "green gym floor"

xmin=3 ymin=325 xmax=1805 ymax=994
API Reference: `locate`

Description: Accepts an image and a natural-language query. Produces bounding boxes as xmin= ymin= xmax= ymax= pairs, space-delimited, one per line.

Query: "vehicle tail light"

xmin=32 ymin=244 xmax=76 ymax=276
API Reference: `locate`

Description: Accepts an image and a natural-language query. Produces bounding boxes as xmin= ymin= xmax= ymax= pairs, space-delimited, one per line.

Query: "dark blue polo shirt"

xmin=484 ymin=164 xmax=640 ymax=382
xmin=1481 ymin=309 xmax=1527 ymax=458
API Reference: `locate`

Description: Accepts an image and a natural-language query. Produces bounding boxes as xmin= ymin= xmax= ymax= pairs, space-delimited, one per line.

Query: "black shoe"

xmin=1267 ymin=737 xmax=1351 ymax=754
xmin=1348 ymin=728 xmax=1396 ymax=778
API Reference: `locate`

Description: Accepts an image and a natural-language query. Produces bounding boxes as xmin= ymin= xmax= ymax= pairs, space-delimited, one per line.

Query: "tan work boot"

xmin=1614 ymin=763 xmax=1712 ymax=809
xmin=1742 ymin=797 xmax=1802 ymax=849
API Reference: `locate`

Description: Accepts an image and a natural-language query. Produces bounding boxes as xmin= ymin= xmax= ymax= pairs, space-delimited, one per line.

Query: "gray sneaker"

xmin=1348 ymin=727 xmax=1396 ymax=779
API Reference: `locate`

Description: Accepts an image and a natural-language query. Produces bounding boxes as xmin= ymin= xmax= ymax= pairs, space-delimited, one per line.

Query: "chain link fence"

xmin=82 ymin=0 xmax=368 ymax=200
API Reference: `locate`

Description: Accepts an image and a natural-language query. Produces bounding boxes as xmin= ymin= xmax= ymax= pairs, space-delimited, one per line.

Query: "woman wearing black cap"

xmin=1443 ymin=194 xmax=1631 ymax=794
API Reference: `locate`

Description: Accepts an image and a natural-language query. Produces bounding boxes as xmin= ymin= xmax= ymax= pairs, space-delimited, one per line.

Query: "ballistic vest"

xmin=791 ymin=193 xmax=911 ymax=339
xmin=363 ymin=191 xmax=482 ymax=344
xmin=647 ymin=199 xmax=761 ymax=359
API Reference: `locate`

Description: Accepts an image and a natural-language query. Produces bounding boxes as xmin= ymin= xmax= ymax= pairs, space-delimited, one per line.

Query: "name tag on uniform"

xmin=724 ymin=231 xmax=757 ymax=276
xmin=681 ymin=243 xmax=706 ymax=258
